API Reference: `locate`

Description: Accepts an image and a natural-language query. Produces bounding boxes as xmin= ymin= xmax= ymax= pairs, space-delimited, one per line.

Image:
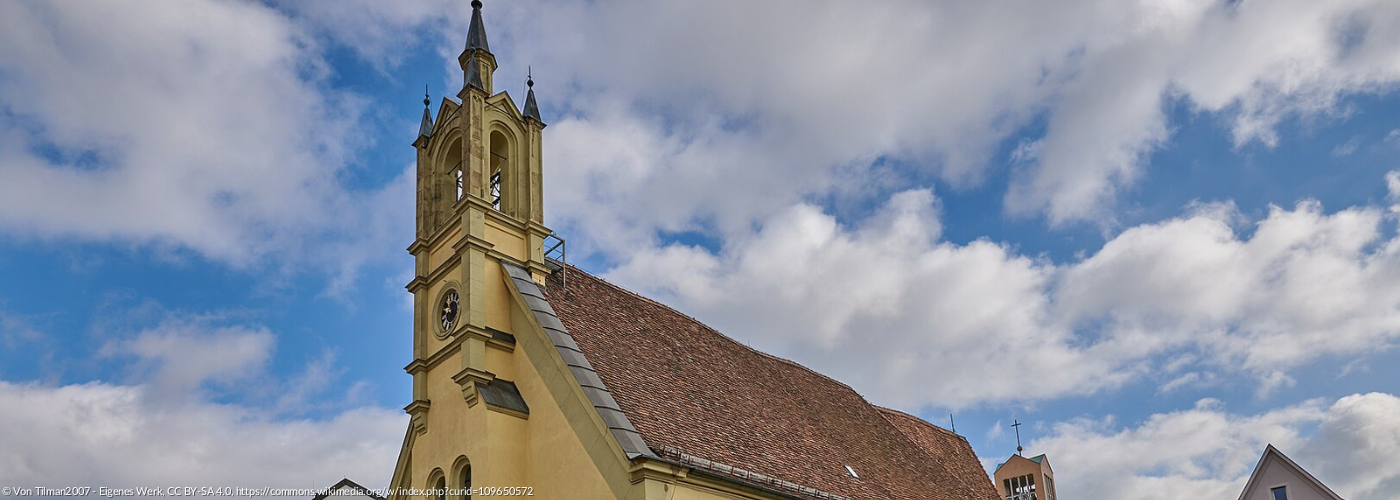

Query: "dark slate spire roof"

xmin=417 ymin=90 xmax=434 ymax=141
xmin=464 ymin=57 xmax=485 ymax=91
xmin=466 ymin=0 xmax=490 ymax=53
xmin=522 ymin=74 xmax=543 ymax=123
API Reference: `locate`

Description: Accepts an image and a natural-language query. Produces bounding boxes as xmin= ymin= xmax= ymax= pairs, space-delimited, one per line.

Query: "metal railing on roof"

xmin=544 ymin=233 xmax=566 ymax=289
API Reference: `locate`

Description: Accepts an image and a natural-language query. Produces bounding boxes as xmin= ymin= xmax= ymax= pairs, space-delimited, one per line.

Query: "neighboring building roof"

xmin=994 ymin=453 xmax=1049 ymax=474
xmin=541 ymin=265 xmax=999 ymax=500
xmin=1236 ymin=444 xmax=1345 ymax=500
xmin=313 ymin=478 xmax=384 ymax=500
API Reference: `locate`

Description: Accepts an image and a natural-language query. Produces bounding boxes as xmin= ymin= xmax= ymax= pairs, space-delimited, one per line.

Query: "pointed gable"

xmin=1237 ymin=445 xmax=1345 ymax=500
xmin=486 ymin=92 xmax=525 ymax=122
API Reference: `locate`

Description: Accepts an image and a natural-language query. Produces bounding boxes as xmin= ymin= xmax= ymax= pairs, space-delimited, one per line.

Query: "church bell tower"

xmin=392 ymin=0 xmax=553 ymax=497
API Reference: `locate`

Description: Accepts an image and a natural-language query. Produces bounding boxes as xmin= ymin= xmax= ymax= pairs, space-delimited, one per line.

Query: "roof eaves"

xmin=652 ymin=446 xmax=854 ymax=500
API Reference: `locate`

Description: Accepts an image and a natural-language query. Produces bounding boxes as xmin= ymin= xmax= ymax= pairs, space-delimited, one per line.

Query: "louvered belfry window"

xmin=1003 ymin=474 xmax=1037 ymax=500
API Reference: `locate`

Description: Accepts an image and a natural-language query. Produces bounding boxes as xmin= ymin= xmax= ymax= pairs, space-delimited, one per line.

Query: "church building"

xmin=389 ymin=2 xmax=1001 ymax=499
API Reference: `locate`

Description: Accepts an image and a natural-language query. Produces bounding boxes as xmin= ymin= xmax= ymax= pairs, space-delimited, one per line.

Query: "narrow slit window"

xmin=489 ymin=130 xmax=508 ymax=212
xmin=455 ymin=164 xmax=464 ymax=201
xmin=460 ymin=465 xmax=472 ymax=500
xmin=489 ymin=156 xmax=502 ymax=210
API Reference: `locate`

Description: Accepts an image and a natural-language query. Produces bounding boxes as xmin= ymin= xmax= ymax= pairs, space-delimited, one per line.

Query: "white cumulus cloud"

xmin=0 ymin=381 xmax=403 ymax=492
xmin=1030 ymin=392 xmax=1400 ymax=500
xmin=0 ymin=0 xmax=412 ymax=276
xmin=608 ymin=173 xmax=1400 ymax=409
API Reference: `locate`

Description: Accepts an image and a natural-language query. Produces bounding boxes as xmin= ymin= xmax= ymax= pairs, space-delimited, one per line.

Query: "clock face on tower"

xmin=440 ymin=290 xmax=460 ymax=332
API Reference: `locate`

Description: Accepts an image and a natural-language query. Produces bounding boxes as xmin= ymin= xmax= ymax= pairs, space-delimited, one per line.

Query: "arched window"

xmin=459 ymin=465 xmax=472 ymax=499
xmin=430 ymin=471 xmax=447 ymax=500
xmin=489 ymin=130 xmax=508 ymax=211
xmin=444 ymin=141 xmax=464 ymax=203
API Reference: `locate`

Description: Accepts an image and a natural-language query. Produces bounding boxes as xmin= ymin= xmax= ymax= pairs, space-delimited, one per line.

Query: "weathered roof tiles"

xmin=542 ymin=265 xmax=1000 ymax=500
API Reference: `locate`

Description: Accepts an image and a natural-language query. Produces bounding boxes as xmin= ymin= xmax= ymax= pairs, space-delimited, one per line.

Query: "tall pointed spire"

xmin=458 ymin=0 xmax=495 ymax=94
xmin=466 ymin=0 xmax=490 ymax=54
xmin=417 ymin=87 xmax=434 ymax=142
xmin=522 ymin=69 xmax=543 ymax=124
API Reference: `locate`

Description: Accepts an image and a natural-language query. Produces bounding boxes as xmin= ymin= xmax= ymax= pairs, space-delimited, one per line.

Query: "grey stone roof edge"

xmin=501 ymin=262 xmax=653 ymax=459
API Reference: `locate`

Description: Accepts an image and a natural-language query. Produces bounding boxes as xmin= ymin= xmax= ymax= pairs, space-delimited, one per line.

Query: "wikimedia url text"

xmin=0 ymin=486 xmax=535 ymax=497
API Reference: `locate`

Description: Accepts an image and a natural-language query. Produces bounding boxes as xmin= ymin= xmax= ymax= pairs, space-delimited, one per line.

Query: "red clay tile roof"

xmin=543 ymin=266 xmax=999 ymax=500
xmin=875 ymin=407 xmax=1002 ymax=500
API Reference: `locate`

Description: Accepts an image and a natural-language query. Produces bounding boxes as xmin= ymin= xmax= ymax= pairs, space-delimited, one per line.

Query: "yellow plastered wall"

xmin=484 ymin=221 xmax=526 ymax=261
xmin=402 ymin=264 xmax=617 ymax=500
xmin=482 ymin=256 xmax=511 ymax=332
xmin=427 ymin=225 xmax=461 ymax=272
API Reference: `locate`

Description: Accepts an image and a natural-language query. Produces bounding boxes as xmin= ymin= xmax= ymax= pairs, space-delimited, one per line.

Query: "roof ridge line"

xmin=561 ymin=264 xmax=873 ymax=402
xmin=873 ymin=405 xmax=963 ymax=438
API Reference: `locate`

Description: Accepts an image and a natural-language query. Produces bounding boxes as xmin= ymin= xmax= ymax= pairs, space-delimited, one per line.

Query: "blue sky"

xmin=3 ymin=0 xmax=1400 ymax=498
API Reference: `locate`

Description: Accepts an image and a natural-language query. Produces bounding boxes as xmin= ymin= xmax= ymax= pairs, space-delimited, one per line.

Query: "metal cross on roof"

xmin=1011 ymin=419 xmax=1024 ymax=456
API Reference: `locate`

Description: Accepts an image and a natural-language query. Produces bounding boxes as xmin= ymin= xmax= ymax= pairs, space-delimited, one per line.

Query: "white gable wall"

xmin=1241 ymin=457 xmax=1340 ymax=500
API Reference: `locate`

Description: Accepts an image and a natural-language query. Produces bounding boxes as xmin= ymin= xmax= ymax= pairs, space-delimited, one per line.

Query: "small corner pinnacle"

xmin=522 ymin=70 xmax=543 ymax=123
